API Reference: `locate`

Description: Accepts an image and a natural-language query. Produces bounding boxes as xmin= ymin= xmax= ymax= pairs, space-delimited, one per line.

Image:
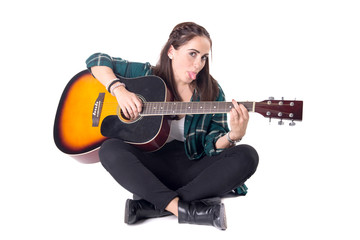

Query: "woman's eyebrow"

xmin=188 ymin=48 xmax=200 ymax=53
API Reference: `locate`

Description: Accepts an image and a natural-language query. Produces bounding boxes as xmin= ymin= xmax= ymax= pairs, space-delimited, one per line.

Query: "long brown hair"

xmin=152 ymin=22 xmax=219 ymax=101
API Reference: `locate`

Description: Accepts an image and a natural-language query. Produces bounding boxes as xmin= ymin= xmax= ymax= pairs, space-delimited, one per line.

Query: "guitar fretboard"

xmin=141 ymin=101 xmax=255 ymax=116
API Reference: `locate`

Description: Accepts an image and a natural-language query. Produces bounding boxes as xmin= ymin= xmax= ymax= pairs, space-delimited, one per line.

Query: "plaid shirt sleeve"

xmin=85 ymin=52 xmax=152 ymax=77
xmin=184 ymin=86 xmax=230 ymax=160
xmin=203 ymin=87 xmax=230 ymax=156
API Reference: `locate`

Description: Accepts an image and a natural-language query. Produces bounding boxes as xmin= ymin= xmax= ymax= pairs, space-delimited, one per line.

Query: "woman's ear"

xmin=168 ymin=45 xmax=175 ymax=59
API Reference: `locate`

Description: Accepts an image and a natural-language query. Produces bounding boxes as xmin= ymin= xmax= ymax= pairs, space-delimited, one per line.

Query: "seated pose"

xmin=86 ymin=22 xmax=259 ymax=230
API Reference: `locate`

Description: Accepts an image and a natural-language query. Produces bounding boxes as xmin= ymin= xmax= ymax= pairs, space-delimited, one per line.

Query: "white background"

xmin=1 ymin=0 xmax=359 ymax=239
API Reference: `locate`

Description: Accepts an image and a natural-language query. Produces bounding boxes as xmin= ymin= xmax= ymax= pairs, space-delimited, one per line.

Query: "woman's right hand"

xmin=90 ymin=66 xmax=143 ymax=120
xmin=113 ymin=86 xmax=143 ymax=120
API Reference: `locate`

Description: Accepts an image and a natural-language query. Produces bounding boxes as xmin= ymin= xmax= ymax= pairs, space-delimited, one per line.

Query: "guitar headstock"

xmin=255 ymin=98 xmax=303 ymax=125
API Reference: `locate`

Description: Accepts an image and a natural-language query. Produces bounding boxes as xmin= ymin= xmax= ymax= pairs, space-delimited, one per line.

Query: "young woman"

xmin=86 ymin=22 xmax=259 ymax=230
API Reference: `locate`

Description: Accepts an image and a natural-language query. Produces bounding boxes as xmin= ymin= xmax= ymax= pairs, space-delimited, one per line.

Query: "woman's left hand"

xmin=228 ymin=99 xmax=249 ymax=141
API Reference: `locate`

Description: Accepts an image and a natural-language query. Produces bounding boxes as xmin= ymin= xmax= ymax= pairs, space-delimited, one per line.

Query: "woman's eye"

xmin=189 ymin=52 xmax=208 ymax=61
xmin=190 ymin=52 xmax=197 ymax=57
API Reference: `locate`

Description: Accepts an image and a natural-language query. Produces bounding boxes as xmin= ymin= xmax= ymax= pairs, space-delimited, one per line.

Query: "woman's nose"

xmin=194 ymin=57 xmax=201 ymax=69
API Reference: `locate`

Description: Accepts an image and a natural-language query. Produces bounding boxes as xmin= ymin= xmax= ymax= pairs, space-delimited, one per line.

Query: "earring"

xmin=168 ymin=55 xmax=173 ymax=60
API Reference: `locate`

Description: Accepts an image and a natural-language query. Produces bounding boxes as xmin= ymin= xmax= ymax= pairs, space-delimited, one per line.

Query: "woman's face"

xmin=168 ymin=36 xmax=211 ymax=86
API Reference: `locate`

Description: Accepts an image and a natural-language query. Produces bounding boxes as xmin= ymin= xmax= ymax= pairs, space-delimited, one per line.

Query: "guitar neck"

xmin=141 ymin=101 xmax=255 ymax=116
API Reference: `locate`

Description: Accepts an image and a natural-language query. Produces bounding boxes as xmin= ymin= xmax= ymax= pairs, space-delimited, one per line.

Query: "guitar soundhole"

xmin=116 ymin=94 xmax=145 ymax=124
xmin=117 ymin=108 xmax=142 ymax=124
xmin=120 ymin=110 xmax=131 ymax=121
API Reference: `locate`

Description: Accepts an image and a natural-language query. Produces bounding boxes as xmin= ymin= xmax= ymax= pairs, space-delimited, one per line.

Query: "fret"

xmin=204 ymin=102 xmax=211 ymax=113
xmin=215 ymin=102 xmax=219 ymax=113
xmin=241 ymin=102 xmax=254 ymax=112
xmin=186 ymin=102 xmax=190 ymax=114
xmin=216 ymin=102 xmax=223 ymax=113
xmin=225 ymin=102 xmax=233 ymax=112
xmin=159 ymin=102 xmax=164 ymax=114
xmin=190 ymin=101 xmax=195 ymax=114
xmin=142 ymin=102 xmax=149 ymax=115
xmin=150 ymin=102 xmax=156 ymax=113
xmin=165 ymin=101 xmax=170 ymax=115
xmin=172 ymin=102 xmax=178 ymax=115
xmin=198 ymin=102 xmax=205 ymax=113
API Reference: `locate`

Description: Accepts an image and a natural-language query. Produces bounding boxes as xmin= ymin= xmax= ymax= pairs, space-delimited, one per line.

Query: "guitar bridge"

xmin=92 ymin=93 xmax=105 ymax=127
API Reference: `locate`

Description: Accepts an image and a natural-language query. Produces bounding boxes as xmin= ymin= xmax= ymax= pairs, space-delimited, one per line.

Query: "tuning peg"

xmin=278 ymin=120 xmax=284 ymax=125
xmin=269 ymin=96 xmax=274 ymax=100
xmin=289 ymin=120 xmax=296 ymax=126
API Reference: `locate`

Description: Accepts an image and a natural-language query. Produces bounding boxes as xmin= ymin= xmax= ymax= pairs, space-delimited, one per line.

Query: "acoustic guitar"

xmin=54 ymin=70 xmax=303 ymax=163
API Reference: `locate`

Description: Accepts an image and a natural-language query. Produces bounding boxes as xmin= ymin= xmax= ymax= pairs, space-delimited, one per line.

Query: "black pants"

xmin=99 ymin=139 xmax=259 ymax=211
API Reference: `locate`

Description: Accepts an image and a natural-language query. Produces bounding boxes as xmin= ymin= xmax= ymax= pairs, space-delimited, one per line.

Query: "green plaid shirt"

xmin=86 ymin=53 xmax=230 ymax=160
